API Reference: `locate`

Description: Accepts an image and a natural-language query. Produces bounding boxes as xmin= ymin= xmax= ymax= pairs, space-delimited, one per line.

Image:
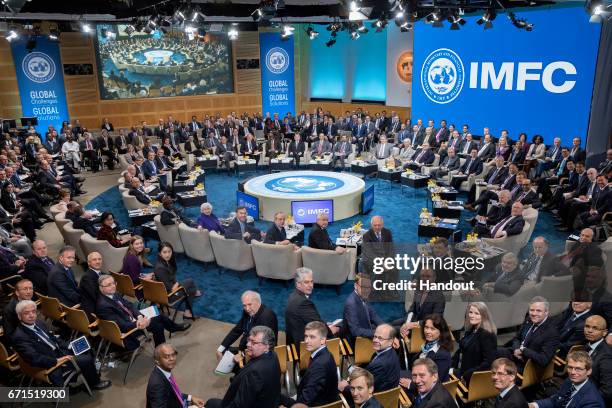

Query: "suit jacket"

xmin=311 ymin=140 xmax=332 ymax=155
xmin=285 ymin=289 xmax=323 ymax=346
xmin=224 ymin=218 xmax=261 ymax=243
xmin=333 ymin=141 xmax=352 ymax=155
xmin=142 ymin=160 xmax=159 ymax=180
xmin=365 ymin=347 xmax=401 ymax=392
xmin=492 ymin=266 xmax=525 ymax=296
xmin=495 ymin=385 xmax=528 ymax=408
xmin=78 ymin=268 xmax=103 ymax=317
xmin=23 ymin=255 xmax=53 ymax=295
xmin=477 ymin=142 xmax=497 ymax=161
xmin=288 ymin=140 xmax=305 ymax=156
xmin=411 ymin=149 xmax=435 ymax=165
xmin=459 ymin=157 xmax=484 ymax=175
xmin=37 ymin=169 xmax=60 ymax=190
xmin=263 ymin=224 xmax=287 ymax=244
xmin=2 ymin=298 xmax=19 ymax=337
xmin=308 ymin=223 xmax=335 ymax=250
xmin=459 ymin=140 xmax=477 ymax=155
xmin=485 ymin=166 xmax=509 ymax=185
xmin=535 ymin=378 xmax=604 ymax=408
xmin=79 ymin=139 xmax=99 ymax=153
xmin=440 ymin=156 xmax=461 ymax=171
xmin=362 ymin=397 xmax=384 ymax=408
xmin=221 ymin=304 xmax=278 ymax=351
xmin=219 ymin=351 xmax=281 ymax=408
xmin=569 ymin=147 xmax=586 ymax=163
xmin=406 ymin=291 xmax=446 ymax=324
xmin=342 ymin=291 xmax=384 ymax=346
xmin=452 ymin=328 xmax=497 ymax=380
xmin=239 ymin=140 xmax=260 ymax=155
xmin=554 ymin=306 xmax=590 ymax=356
xmin=491 ymin=215 xmax=525 ymax=237
xmin=11 ymin=322 xmax=68 ymax=369
xmin=96 ymin=293 xmax=141 ymax=333
xmin=510 ymin=148 xmax=526 ymax=165
xmin=373 ymin=143 xmax=393 ymax=159
xmin=508 ymin=317 xmax=560 ymax=369
xmin=47 ymin=263 xmax=81 ymax=307
xmin=146 ymin=366 xmax=189 ymax=408
xmin=297 ymin=347 xmax=339 ymax=406
xmin=415 ymin=381 xmax=457 ymax=408
xmin=589 ymin=340 xmax=612 ymax=405
xmin=129 ymin=187 xmax=152 ymax=204
xmin=361 ymin=228 xmax=394 ymax=266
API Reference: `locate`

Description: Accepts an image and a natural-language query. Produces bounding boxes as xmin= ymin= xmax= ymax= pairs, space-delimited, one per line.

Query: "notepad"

xmin=214 ymin=351 xmax=236 ymax=375
xmin=139 ymin=305 xmax=160 ymax=319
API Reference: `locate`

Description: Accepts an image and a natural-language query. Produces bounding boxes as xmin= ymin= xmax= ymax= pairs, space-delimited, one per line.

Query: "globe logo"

xmin=297 ymin=208 xmax=306 ymax=217
xmin=420 ymin=48 xmax=464 ymax=104
xmin=265 ymin=176 xmax=344 ymax=194
xmin=266 ymin=47 xmax=289 ymax=74
xmin=22 ymin=52 xmax=56 ymax=83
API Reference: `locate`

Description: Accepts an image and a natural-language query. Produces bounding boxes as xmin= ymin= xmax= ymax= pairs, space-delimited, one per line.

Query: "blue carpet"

xmin=86 ymin=171 xmax=569 ymax=330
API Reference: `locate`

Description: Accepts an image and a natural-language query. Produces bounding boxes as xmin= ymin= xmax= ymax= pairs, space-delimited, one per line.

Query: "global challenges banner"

xmin=259 ymin=32 xmax=295 ymax=116
xmin=11 ymin=36 xmax=70 ymax=133
xmin=411 ymin=7 xmax=600 ymax=145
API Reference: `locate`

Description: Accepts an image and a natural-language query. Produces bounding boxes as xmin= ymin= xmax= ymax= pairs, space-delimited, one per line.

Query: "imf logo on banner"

xmin=22 ymin=52 xmax=56 ymax=83
xmin=266 ymin=47 xmax=290 ymax=75
xmin=421 ymin=48 xmax=464 ymax=104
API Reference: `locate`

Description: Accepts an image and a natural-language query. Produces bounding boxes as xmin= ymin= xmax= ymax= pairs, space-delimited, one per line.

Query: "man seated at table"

xmin=288 ymin=133 xmax=306 ymax=168
xmin=225 ymin=206 xmax=263 ymax=243
xmin=450 ymin=148 xmax=483 ymax=189
xmin=403 ymin=143 xmax=434 ymax=172
xmin=332 ymin=134 xmax=352 ymax=169
xmin=239 ymin=133 xmax=262 ymax=164
xmin=310 ymin=133 xmax=332 ymax=158
xmin=308 ymin=213 xmax=345 ymax=253
xmin=264 ymin=211 xmax=299 ymax=248
xmin=476 ymin=201 xmax=525 ymax=239
xmin=469 ymin=189 xmax=512 ymax=228
xmin=128 ymin=177 xmax=162 ymax=205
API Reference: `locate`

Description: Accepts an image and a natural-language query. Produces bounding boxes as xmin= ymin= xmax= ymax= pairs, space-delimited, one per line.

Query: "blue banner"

xmin=412 ymin=7 xmax=600 ymax=145
xmin=361 ymin=185 xmax=375 ymax=214
xmin=291 ymin=200 xmax=334 ymax=224
xmin=11 ymin=36 xmax=70 ymax=133
xmin=259 ymin=32 xmax=295 ymax=116
xmin=236 ymin=191 xmax=260 ymax=220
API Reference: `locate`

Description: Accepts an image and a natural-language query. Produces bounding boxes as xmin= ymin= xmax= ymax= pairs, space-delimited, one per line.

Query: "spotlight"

xmin=477 ymin=9 xmax=496 ymax=29
xmin=102 ymin=29 xmax=116 ymax=40
xmin=357 ymin=22 xmax=368 ymax=33
xmin=306 ymin=26 xmax=319 ymax=39
xmin=228 ymin=28 xmax=238 ymax=40
xmin=325 ymin=38 xmax=336 ymax=47
xmin=192 ymin=11 xmax=204 ymax=23
xmin=134 ymin=20 xmax=146 ymax=33
xmin=350 ymin=29 xmax=360 ymax=40
xmin=399 ymin=21 xmax=413 ymax=32
xmin=373 ymin=17 xmax=388 ymax=32
xmin=251 ymin=8 xmax=263 ymax=22
xmin=124 ymin=25 xmax=135 ymax=37
xmin=81 ymin=23 xmax=92 ymax=34
xmin=144 ymin=18 xmax=158 ymax=34
xmin=173 ymin=10 xmax=186 ymax=24
xmin=447 ymin=13 xmax=466 ymax=30
xmin=426 ymin=10 xmax=443 ymax=28
xmin=508 ymin=12 xmax=534 ymax=31
xmin=48 ymin=28 xmax=60 ymax=41
xmin=349 ymin=1 xmax=370 ymax=21
xmin=326 ymin=22 xmax=341 ymax=32
xmin=281 ymin=24 xmax=294 ymax=39
xmin=5 ymin=30 xmax=18 ymax=42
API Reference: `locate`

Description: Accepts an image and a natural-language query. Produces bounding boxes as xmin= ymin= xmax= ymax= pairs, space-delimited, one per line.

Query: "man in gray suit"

xmin=310 ymin=133 xmax=332 ymax=156
xmin=373 ymin=134 xmax=393 ymax=160
xmin=332 ymin=134 xmax=352 ymax=169
xmin=430 ymin=147 xmax=461 ymax=180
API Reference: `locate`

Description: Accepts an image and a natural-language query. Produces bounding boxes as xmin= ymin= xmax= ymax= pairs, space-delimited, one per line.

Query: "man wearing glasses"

xmin=342 ymin=273 xmax=384 ymax=348
xmin=490 ymin=358 xmax=528 ymax=407
xmin=529 ymin=350 xmax=604 ymax=408
xmin=206 ymin=326 xmax=281 ymax=408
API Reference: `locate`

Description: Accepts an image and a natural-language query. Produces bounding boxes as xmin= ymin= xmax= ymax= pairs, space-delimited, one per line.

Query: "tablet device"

xmin=70 ymin=336 xmax=91 ymax=356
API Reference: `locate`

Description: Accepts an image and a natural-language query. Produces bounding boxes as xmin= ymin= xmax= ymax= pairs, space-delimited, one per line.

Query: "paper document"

xmin=215 ymin=351 xmax=236 ymax=375
xmin=140 ymin=305 xmax=160 ymax=319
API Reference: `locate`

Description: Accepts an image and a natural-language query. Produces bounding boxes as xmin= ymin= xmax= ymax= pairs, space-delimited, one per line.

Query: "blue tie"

xmin=65 ymin=267 xmax=77 ymax=287
xmin=33 ymin=324 xmax=58 ymax=349
xmin=415 ymin=394 xmax=423 ymax=407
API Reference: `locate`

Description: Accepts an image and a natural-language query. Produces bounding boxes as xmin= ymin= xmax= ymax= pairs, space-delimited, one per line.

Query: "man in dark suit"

xmin=491 ymin=358 xmax=528 ymax=408
xmin=568 ymin=137 xmax=586 ymax=163
xmin=128 ymin=177 xmax=154 ymax=205
xmin=477 ymin=134 xmax=497 ymax=162
xmin=285 ymin=267 xmax=339 ymax=347
xmin=529 ymin=350 xmax=605 ymax=408
xmin=97 ymin=130 xmax=116 ymax=170
xmin=499 ymin=296 xmax=560 ymax=372
xmin=342 ymin=274 xmax=384 ymax=347
xmin=264 ymin=211 xmax=298 ymax=246
xmin=403 ymin=143 xmax=435 ymax=172
xmin=520 ymin=237 xmax=569 ymax=283
xmin=583 ymin=315 xmax=612 ymax=405
xmin=410 ymin=357 xmax=456 ymax=407
xmin=332 ymin=134 xmax=353 ymax=169
xmin=361 ymin=215 xmax=394 ymax=279
xmin=96 ymin=275 xmax=189 ymax=350
xmin=215 ymin=135 xmax=235 ymax=174
xmin=79 ymin=133 xmax=100 ymax=172
xmin=509 ymin=141 xmax=527 ymax=165
xmin=11 ymin=300 xmax=111 ymax=390
xmin=288 ymin=133 xmax=306 ymax=167
xmin=577 ymin=182 xmax=612 ymax=229
xmin=308 ymin=212 xmax=345 ymax=253
xmin=433 ymin=120 xmax=450 ymax=145
xmin=2 ymin=278 xmax=34 ymax=338
xmin=348 ymin=367 xmax=384 ymax=408
xmin=556 ymin=301 xmax=592 ymax=357
xmin=216 ymin=290 xmax=278 ymax=360
xmin=477 ymin=201 xmax=525 ymax=239
xmin=430 ymin=147 xmax=462 ymax=180
xmin=450 ymin=148 xmax=483 ymax=189
xmin=146 ymin=343 xmax=205 ymax=408
xmin=78 ymin=251 xmax=105 ymax=319
xmin=467 ymin=156 xmax=508 ymax=202
xmin=47 ymin=246 xmax=81 ymax=307
xmin=206 ymin=326 xmax=281 ymax=408
xmin=239 ymin=133 xmax=262 ymax=164
xmin=512 ymin=179 xmax=540 ymax=208
xmin=225 ymin=206 xmax=263 ymax=243
xmin=280 ymin=321 xmax=340 ymax=407
xmin=458 ymin=134 xmax=477 ymax=157
xmin=23 ymin=239 xmax=53 ymax=295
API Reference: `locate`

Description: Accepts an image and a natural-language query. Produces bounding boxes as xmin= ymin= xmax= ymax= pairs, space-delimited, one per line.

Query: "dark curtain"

xmin=586 ymin=17 xmax=612 ymax=167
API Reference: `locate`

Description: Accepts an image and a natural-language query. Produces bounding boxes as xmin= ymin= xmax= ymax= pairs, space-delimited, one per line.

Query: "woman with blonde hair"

xmin=451 ymin=302 xmax=498 ymax=383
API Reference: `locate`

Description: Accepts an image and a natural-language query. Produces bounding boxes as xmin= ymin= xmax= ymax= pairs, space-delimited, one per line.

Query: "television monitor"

xmin=236 ymin=191 xmax=259 ymax=219
xmin=291 ymin=200 xmax=334 ymax=224
xmin=361 ymin=185 xmax=374 ymax=214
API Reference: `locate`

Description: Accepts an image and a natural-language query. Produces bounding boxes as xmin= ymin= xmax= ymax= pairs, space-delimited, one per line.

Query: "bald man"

xmin=583 ymin=315 xmax=612 ymax=404
xmin=78 ymin=252 xmax=106 ymax=319
xmin=361 ymin=216 xmax=394 ymax=276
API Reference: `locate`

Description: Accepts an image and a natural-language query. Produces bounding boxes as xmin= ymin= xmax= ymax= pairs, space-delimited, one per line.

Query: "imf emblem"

xmin=22 ymin=52 xmax=56 ymax=83
xmin=266 ymin=47 xmax=290 ymax=74
xmin=421 ymin=48 xmax=464 ymax=104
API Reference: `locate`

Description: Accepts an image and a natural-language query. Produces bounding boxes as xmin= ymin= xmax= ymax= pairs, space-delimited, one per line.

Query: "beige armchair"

xmin=300 ymin=246 xmax=357 ymax=288
xmin=522 ymin=208 xmax=539 ymax=244
xmin=251 ymin=240 xmax=302 ymax=283
xmin=154 ymin=215 xmax=184 ymax=253
xmin=482 ymin=221 xmax=531 ymax=256
xmin=209 ymin=231 xmax=255 ymax=276
xmin=178 ymin=223 xmax=215 ymax=263
xmin=79 ymin=233 xmax=129 ymax=273
xmin=485 ymin=282 xmax=537 ymax=329
xmin=535 ymin=275 xmax=574 ymax=316
xmin=54 ymin=212 xmax=71 ymax=244
xmin=121 ymin=190 xmax=147 ymax=210
xmin=62 ymin=223 xmax=87 ymax=262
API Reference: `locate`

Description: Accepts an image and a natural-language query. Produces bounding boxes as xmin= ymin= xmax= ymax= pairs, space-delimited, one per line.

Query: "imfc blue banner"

xmin=11 ymin=36 xmax=70 ymax=133
xmin=237 ymin=191 xmax=260 ymax=220
xmin=412 ymin=7 xmax=600 ymax=145
xmin=259 ymin=32 xmax=295 ymax=116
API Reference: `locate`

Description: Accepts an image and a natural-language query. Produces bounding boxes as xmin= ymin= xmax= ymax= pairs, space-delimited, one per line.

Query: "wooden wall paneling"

xmin=0 ymin=40 xmax=22 ymax=119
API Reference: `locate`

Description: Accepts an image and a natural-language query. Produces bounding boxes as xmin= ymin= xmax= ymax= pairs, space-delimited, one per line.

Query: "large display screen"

xmin=411 ymin=7 xmax=600 ymax=145
xmin=94 ymin=24 xmax=233 ymax=99
xmin=291 ymin=200 xmax=334 ymax=224
xmin=236 ymin=191 xmax=260 ymax=219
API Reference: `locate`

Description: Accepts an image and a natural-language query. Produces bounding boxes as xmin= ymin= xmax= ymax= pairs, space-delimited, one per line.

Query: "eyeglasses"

xmin=247 ymin=339 xmax=265 ymax=345
xmin=567 ymin=366 xmax=587 ymax=372
xmin=373 ymin=335 xmax=392 ymax=341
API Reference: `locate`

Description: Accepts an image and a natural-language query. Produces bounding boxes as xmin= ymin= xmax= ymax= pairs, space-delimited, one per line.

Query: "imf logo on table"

xmin=296 ymin=208 xmax=306 ymax=217
xmin=22 ymin=52 xmax=56 ymax=83
xmin=421 ymin=48 xmax=464 ymax=104
xmin=266 ymin=47 xmax=290 ymax=74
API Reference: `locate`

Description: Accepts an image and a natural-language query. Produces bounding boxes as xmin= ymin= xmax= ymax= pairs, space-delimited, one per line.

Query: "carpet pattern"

xmin=86 ymin=171 xmax=569 ymax=330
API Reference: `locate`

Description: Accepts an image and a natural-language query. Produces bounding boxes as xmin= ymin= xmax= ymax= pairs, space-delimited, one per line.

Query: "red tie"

xmin=86 ymin=140 xmax=92 ymax=150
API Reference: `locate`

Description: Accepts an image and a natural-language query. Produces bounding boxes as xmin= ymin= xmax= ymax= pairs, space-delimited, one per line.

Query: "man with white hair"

xmin=216 ymin=290 xmax=278 ymax=361
xmin=308 ymin=213 xmax=345 ymax=253
xmin=11 ymin=300 xmax=112 ymax=390
xmin=535 ymin=137 xmax=562 ymax=177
